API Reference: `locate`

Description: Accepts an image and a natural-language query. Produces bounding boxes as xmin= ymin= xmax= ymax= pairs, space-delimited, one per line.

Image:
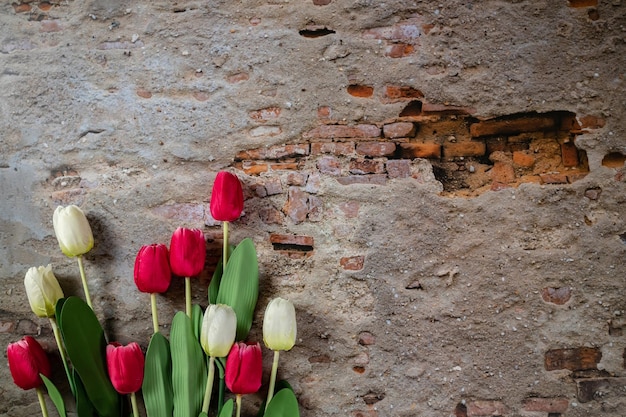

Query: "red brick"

xmin=443 ymin=141 xmax=486 ymax=158
xmin=249 ymin=107 xmax=281 ymax=122
xmin=512 ymin=151 xmax=535 ymax=167
xmin=561 ymin=142 xmax=580 ymax=167
xmin=338 ymin=201 xmax=360 ymax=218
xmin=336 ymin=175 xmax=387 ymax=185
xmin=385 ymin=43 xmax=414 ymax=58
xmin=545 ymin=347 xmax=602 ymax=371
xmin=358 ymin=331 xmax=375 ymax=345
xmin=466 ymin=400 xmax=507 ymax=417
xmin=489 ymin=161 xmax=515 ymax=183
xmin=349 ymin=158 xmax=385 ymax=174
xmin=341 ymin=256 xmax=364 ymax=270
xmin=539 ymin=173 xmax=568 ymax=184
xmin=317 ymin=106 xmax=332 ymax=119
xmin=308 ymin=195 xmax=323 ymax=221
xmin=567 ymin=172 xmax=588 ymax=183
xmin=270 ymin=162 xmax=300 ymax=171
xmin=384 ymin=85 xmax=424 ymax=101
xmin=383 ymin=122 xmax=416 ymax=138
xmin=356 ymin=142 xmax=396 ymax=157
xmin=287 ymin=172 xmax=307 ymax=186
xmin=347 ymin=85 xmax=374 ymax=98
xmin=264 ymin=177 xmax=283 ymax=195
xmin=541 ymin=287 xmax=572 ymax=305
xmin=240 ymin=161 xmax=268 ymax=175
xmin=311 ymin=142 xmax=355 ymax=156
xmin=13 ymin=3 xmax=32 ymax=12
xmin=38 ymin=2 xmax=53 ymax=11
xmin=317 ymin=156 xmax=342 ymax=175
xmin=522 ymin=397 xmax=569 ymax=413
xmin=305 ymin=173 xmax=321 ymax=193
xmin=421 ymin=103 xmax=476 ymax=115
xmin=470 ymin=116 xmax=556 ymax=137
xmin=259 ymin=208 xmax=284 ymax=224
xmin=227 ymin=72 xmax=249 ymax=83
xmin=399 ymin=143 xmax=441 ymax=159
xmin=485 ymin=138 xmax=508 ymax=153
xmin=283 ymin=187 xmax=309 ymax=224
xmin=576 ymin=377 xmax=626 ymax=403
xmin=304 ymin=124 xmax=381 ymax=140
xmin=568 ymin=0 xmax=597 ymax=6
xmin=362 ymin=22 xmax=421 ymax=41
xmin=579 ymin=115 xmax=605 ymax=129
xmin=386 ymin=159 xmax=411 ymax=178
xmin=270 ymin=234 xmax=314 ymax=247
xmin=236 ymin=144 xmax=309 ymax=160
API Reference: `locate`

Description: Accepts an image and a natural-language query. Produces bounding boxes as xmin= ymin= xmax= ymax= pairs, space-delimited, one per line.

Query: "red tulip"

xmin=106 ymin=342 xmax=145 ymax=394
xmin=225 ymin=342 xmax=263 ymax=395
xmin=169 ymin=228 xmax=206 ymax=277
xmin=7 ymin=336 xmax=51 ymax=390
xmin=210 ymin=171 xmax=244 ymax=222
xmin=134 ymin=244 xmax=171 ymax=293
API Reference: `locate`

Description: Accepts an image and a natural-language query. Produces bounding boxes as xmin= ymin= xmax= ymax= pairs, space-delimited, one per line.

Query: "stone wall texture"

xmin=1 ymin=0 xmax=626 ymax=416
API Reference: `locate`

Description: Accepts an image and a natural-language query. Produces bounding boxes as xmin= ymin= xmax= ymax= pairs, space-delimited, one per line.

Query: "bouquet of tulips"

xmin=7 ymin=171 xmax=300 ymax=417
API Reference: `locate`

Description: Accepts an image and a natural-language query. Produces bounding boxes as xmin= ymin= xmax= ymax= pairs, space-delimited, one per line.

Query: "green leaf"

xmin=216 ymin=238 xmax=259 ymax=340
xmin=59 ymin=296 xmax=120 ymax=417
xmin=192 ymin=304 xmax=204 ymax=342
xmin=218 ymin=399 xmax=234 ymax=417
xmin=73 ymin=368 xmax=97 ymax=417
xmin=171 ymin=311 xmax=207 ymax=417
xmin=41 ymin=374 xmax=66 ymax=417
xmin=264 ymin=388 xmax=300 ymax=417
xmin=143 ymin=332 xmax=174 ymax=417
xmin=208 ymin=258 xmax=223 ymax=305
xmin=256 ymin=380 xmax=295 ymax=417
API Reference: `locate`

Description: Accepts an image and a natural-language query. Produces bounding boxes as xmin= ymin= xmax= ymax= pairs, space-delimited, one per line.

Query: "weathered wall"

xmin=1 ymin=0 xmax=626 ymax=416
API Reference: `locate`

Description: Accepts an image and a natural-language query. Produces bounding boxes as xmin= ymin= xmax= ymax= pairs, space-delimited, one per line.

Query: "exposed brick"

xmin=308 ymin=354 xmax=331 ymax=363
xmin=308 ymin=195 xmax=323 ymax=221
xmin=347 ymin=85 xmax=374 ymax=98
xmin=385 ymin=43 xmax=414 ymax=58
xmin=152 ymin=203 xmax=204 ymax=222
xmin=227 ymin=72 xmax=249 ymax=83
xmin=358 ymin=331 xmax=376 ymax=345
xmin=443 ymin=141 xmax=486 ymax=158
xmin=522 ymin=397 xmax=569 ymax=413
xmin=259 ymin=207 xmax=284 ymax=225
xmin=311 ymin=142 xmax=355 ymax=156
xmin=470 ymin=115 xmax=556 ymax=137
xmin=240 ymin=161 xmax=268 ymax=175
xmin=362 ymin=22 xmax=421 ymax=41
xmin=576 ymin=377 xmax=626 ymax=403
xmin=489 ymin=161 xmax=515 ymax=183
xmin=136 ymin=88 xmax=152 ymax=99
xmin=485 ymin=138 xmax=508 ymax=153
xmin=508 ymin=132 xmax=537 ymax=143
xmin=466 ymin=400 xmax=507 ymax=417
xmin=236 ymin=144 xmax=309 ymax=160
xmin=567 ymin=172 xmax=588 ymax=183
xmin=337 ymin=175 xmax=387 ymax=185
xmin=338 ymin=201 xmax=360 ymax=218
xmin=283 ymin=187 xmax=309 ymax=224
xmin=270 ymin=162 xmax=300 ymax=171
xmin=399 ymin=143 xmax=441 ymax=159
xmin=304 ymin=124 xmax=381 ymax=140
xmin=541 ymin=287 xmax=572 ymax=305
xmin=13 ymin=3 xmax=32 ymax=12
xmin=422 ymin=103 xmax=476 ymax=115
xmin=579 ymin=115 xmax=605 ymax=129
xmin=349 ymin=158 xmax=385 ymax=174
xmin=317 ymin=156 xmax=342 ymax=176
xmin=287 ymin=172 xmax=308 ymax=186
xmin=490 ymin=182 xmax=512 ymax=191
xmin=356 ymin=142 xmax=396 ymax=157
xmin=317 ymin=106 xmax=332 ymax=120
xmin=561 ymin=142 xmax=580 ymax=167
xmin=384 ymin=85 xmax=424 ymax=101
xmin=539 ymin=173 xmax=568 ymax=184
xmin=545 ymin=347 xmax=602 ymax=371
xmin=305 ymin=173 xmax=321 ymax=193
xmin=386 ymin=159 xmax=411 ymax=178
xmin=340 ymin=256 xmax=364 ymax=271
xmin=383 ymin=122 xmax=416 ymax=138
xmin=249 ymin=107 xmax=281 ymax=122
xmin=568 ymin=0 xmax=598 ymax=7
xmin=253 ymin=184 xmax=267 ymax=197
xmin=270 ymin=234 xmax=314 ymax=247
xmin=512 ymin=151 xmax=535 ymax=167
xmin=38 ymin=2 xmax=53 ymax=11
xmin=264 ymin=177 xmax=283 ymax=195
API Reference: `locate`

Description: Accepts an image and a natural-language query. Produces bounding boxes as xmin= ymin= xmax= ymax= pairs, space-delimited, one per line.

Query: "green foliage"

xmin=216 ymin=238 xmax=259 ymax=340
xmin=58 ymin=296 xmax=121 ymax=417
xmin=218 ymin=399 xmax=234 ymax=417
xmin=171 ymin=312 xmax=207 ymax=417
xmin=143 ymin=332 xmax=173 ymax=417
xmin=41 ymin=374 xmax=66 ymax=417
xmin=264 ymin=388 xmax=300 ymax=417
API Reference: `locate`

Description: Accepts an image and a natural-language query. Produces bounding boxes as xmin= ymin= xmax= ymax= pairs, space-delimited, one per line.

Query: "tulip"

xmin=24 ymin=265 xmax=64 ymax=319
xmin=226 ymin=342 xmax=262 ymax=417
xmin=53 ymin=205 xmax=94 ymax=258
xmin=52 ymin=205 xmax=94 ymax=308
xmin=106 ymin=342 xmax=144 ymax=417
xmin=200 ymin=304 xmax=237 ymax=414
xmin=134 ymin=244 xmax=171 ymax=333
xmin=7 ymin=336 xmax=52 ymax=417
xmin=210 ymin=171 xmax=244 ymax=266
xmin=169 ymin=227 xmax=205 ymax=317
xmin=263 ymin=297 xmax=297 ymax=410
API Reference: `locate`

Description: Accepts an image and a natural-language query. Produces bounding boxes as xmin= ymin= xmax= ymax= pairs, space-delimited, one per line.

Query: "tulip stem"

xmin=49 ymin=318 xmax=74 ymax=395
xmin=130 ymin=392 xmax=139 ymax=417
xmin=36 ymin=387 xmax=49 ymax=417
xmin=150 ymin=293 xmax=159 ymax=334
xmin=265 ymin=350 xmax=280 ymax=411
xmin=235 ymin=394 xmax=242 ymax=417
xmin=76 ymin=255 xmax=93 ymax=308
xmin=201 ymin=356 xmax=215 ymax=414
xmin=222 ymin=221 xmax=229 ymax=265
xmin=185 ymin=277 xmax=192 ymax=318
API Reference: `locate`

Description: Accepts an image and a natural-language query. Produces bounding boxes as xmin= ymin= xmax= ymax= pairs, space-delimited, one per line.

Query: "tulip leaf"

xmin=264 ymin=388 xmax=300 ymax=417
xmin=171 ymin=311 xmax=207 ymax=417
xmin=218 ymin=399 xmax=234 ymax=417
xmin=208 ymin=258 xmax=223 ymax=305
xmin=58 ymin=296 xmax=120 ymax=417
xmin=143 ymin=332 xmax=174 ymax=417
xmin=73 ymin=369 xmax=97 ymax=417
xmin=216 ymin=238 xmax=259 ymax=340
xmin=41 ymin=374 xmax=66 ymax=417
xmin=256 ymin=380 xmax=295 ymax=417
xmin=192 ymin=304 xmax=204 ymax=342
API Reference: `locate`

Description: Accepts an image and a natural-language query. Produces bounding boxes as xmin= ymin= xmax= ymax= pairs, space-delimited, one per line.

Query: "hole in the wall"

xmin=568 ymin=0 xmax=598 ymax=7
xmin=601 ymin=152 xmax=626 ymax=168
xmin=588 ymin=9 xmax=600 ymax=20
xmin=399 ymin=100 xmax=423 ymax=116
xmin=299 ymin=27 xmax=336 ymax=38
xmin=619 ymin=232 xmax=626 ymax=244
xmin=271 ymin=242 xmax=314 ymax=252
xmin=347 ymin=84 xmax=374 ymax=98
xmin=454 ymin=402 xmax=468 ymax=417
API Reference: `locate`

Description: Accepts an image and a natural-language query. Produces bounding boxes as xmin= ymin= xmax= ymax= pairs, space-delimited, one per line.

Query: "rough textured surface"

xmin=1 ymin=1 xmax=626 ymax=416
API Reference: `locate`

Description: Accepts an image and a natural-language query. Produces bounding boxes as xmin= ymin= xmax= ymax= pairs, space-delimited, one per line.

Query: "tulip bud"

xmin=263 ymin=297 xmax=297 ymax=352
xmin=225 ymin=342 xmax=263 ymax=395
xmin=134 ymin=244 xmax=171 ymax=293
xmin=53 ymin=205 xmax=94 ymax=257
xmin=7 ymin=336 xmax=51 ymax=390
xmin=200 ymin=304 xmax=237 ymax=357
xmin=210 ymin=171 xmax=244 ymax=222
xmin=106 ymin=342 xmax=145 ymax=395
xmin=169 ymin=227 xmax=206 ymax=277
xmin=24 ymin=265 xmax=64 ymax=318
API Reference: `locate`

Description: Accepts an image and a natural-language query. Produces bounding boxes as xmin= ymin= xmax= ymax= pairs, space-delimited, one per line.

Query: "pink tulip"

xmin=169 ymin=228 xmax=205 ymax=277
xmin=134 ymin=244 xmax=171 ymax=293
xmin=225 ymin=342 xmax=263 ymax=395
xmin=106 ymin=342 xmax=145 ymax=394
xmin=210 ymin=171 xmax=244 ymax=222
xmin=7 ymin=336 xmax=51 ymax=390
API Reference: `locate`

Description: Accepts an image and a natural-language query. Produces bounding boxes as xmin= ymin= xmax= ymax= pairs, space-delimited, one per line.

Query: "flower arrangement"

xmin=6 ymin=171 xmax=299 ymax=417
